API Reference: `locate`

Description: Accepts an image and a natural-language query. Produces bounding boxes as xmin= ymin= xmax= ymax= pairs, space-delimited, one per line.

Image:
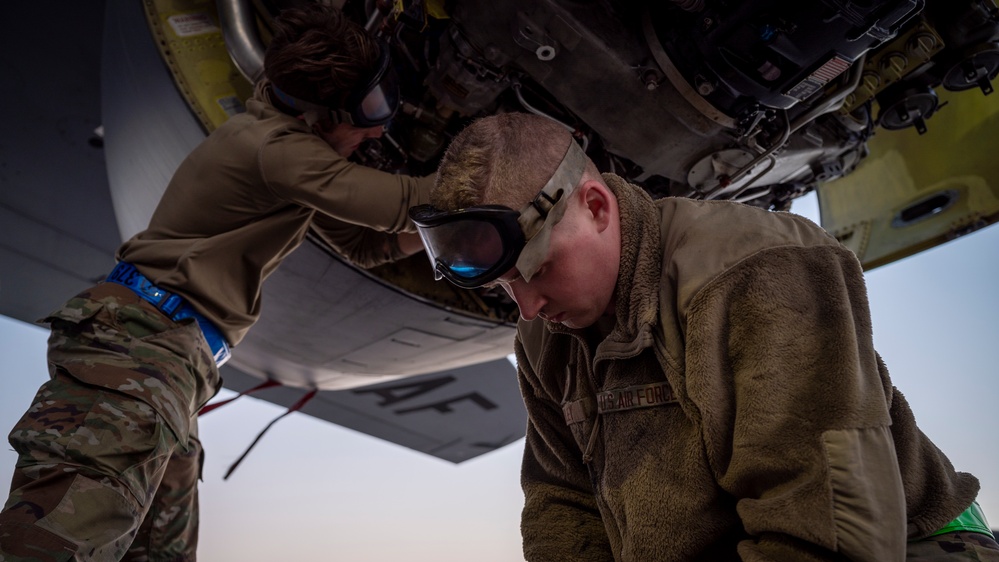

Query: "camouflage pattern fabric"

xmin=0 ymin=283 xmax=220 ymax=561
xmin=121 ymin=437 xmax=203 ymax=562
xmin=908 ymin=531 xmax=999 ymax=560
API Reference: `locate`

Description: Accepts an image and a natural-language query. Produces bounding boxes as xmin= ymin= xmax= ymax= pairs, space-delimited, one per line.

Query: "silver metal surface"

xmin=102 ymin=1 xmax=207 ymax=240
xmin=217 ymin=0 xmax=266 ymax=83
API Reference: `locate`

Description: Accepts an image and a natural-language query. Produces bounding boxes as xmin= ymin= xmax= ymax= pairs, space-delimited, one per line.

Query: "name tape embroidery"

xmin=563 ymin=382 xmax=677 ymax=424
xmin=597 ymin=382 xmax=676 ymax=414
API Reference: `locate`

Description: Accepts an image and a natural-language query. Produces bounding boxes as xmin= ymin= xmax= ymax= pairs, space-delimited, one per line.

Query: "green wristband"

xmin=928 ymin=501 xmax=994 ymax=539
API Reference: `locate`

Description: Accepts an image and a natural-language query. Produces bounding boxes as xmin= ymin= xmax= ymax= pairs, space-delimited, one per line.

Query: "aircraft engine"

xmin=109 ymin=0 xmax=999 ymax=384
xmin=333 ymin=0 xmax=999 ymax=212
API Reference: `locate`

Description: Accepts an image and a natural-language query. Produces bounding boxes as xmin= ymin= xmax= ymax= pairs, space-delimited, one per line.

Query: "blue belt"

xmin=106 ymin=262 xmax=231 ymax=367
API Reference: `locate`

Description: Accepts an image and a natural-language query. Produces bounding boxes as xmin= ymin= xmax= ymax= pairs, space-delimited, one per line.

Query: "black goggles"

xmin=341 ymin=45 xmax=399 ymax=127
xmin=409 ymin=139 xmax=586 ymax=289
xmin=272 ymin=43 xmax=399 ymax=128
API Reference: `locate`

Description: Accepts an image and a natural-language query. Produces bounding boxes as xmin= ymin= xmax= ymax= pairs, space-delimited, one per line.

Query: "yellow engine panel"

xmin=818 ymin=86 xmax=999 ymax=270
xmin=142 ymin=0 xmax=254 ymax=132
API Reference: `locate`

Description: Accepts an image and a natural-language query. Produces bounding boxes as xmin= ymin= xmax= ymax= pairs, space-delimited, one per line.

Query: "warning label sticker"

xmin=168 ymin=13 xmax=219 ymax=37
xmin=786 ymin=55 xmax=853 ymax=101
xmin=218 ymin=96 xmax=246 ymax=117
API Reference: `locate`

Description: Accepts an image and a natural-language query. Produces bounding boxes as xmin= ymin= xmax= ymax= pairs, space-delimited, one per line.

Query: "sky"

xmin=0 ymin=193 xmax=997 ymax=560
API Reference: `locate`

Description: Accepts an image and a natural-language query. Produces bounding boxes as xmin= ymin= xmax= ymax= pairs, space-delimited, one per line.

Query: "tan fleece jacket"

xmin=117 ymin=80 xmax=433 ymax=345
xmin=515 ymin=174 xmax=979 ymax=561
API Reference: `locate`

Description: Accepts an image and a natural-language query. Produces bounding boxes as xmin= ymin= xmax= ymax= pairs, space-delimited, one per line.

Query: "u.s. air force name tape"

xmin=562 ymin=382 xmax=677 ymax=425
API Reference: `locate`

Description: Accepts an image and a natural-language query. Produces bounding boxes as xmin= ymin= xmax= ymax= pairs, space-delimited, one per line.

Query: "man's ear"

xmin=579 ymin=180 xmax=615 ymax=232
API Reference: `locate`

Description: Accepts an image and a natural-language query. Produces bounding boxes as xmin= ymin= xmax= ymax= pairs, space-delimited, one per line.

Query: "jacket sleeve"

xmin=515 ymin=334 xmax=614 ymax=562
xmin=308 ymin=213 xmax=407 ymax=269
xmin=258 ymin=130 xmax=434 ymax=233
xmin=683 ymin=244 xmax=907 ymax=561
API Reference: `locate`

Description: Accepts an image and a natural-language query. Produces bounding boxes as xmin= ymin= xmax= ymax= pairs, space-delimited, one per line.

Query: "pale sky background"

xmin=1 ymin=193 xmax=997 ymax=560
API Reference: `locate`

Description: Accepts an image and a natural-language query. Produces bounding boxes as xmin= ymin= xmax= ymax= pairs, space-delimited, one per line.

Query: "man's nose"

xmin=509 ymin=283 xmax=545 ymax=321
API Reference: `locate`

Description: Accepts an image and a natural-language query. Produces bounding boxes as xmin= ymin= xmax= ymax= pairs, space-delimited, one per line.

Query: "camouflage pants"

xmin=0 ymin=283 xmax=221 ymax=561
xmin=908 ymin=532 xmax=999 ymax=560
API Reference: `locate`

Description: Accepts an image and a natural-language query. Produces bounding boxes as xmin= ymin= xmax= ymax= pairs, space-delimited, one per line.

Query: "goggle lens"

xmin=354 ymin=76 xmax=397 ymax=126
xmin=347 ymin=44 xmax=400 ymax=127
xmin=418 ymin=218 xmax=509 ymax=283
xmin=410 ymin=139 xmax=586 ymax=288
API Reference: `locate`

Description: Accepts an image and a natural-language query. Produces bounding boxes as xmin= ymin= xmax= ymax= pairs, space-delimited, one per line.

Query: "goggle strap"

xmin=518 ymin=139 xmax=586 ymax=240
xmin=271 ymin=85 xmax=358 ymax=127
xmin=515 ymin=139 xmax=587 ymax=281
xmin=273 ymin=85 xmax=328 ymax=117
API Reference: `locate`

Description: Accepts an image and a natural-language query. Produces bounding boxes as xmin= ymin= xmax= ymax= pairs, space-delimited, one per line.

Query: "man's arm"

xmin=685 ymin=244 xmax=907 ymax=561
xmin=310 ymin=214 xmax=419 ymax=268
xmin=515 ymin=335 xmax=614 ymax=561
xmin=260 ymin=130 xmax=435 ymax=233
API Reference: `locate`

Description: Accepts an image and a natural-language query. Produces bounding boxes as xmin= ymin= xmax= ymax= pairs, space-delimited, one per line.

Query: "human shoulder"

xmin=233 ymin=80 xmax=315 ymax=140
xmin=239 ymin=95 xmax=346 ymax=191
xmin=189 ymin=102 xmax=320 ymax=194
xmin=661 ymin=196 xmax=832 ymax=241
xmin=659 ymin=197 xmax=838 ymax=270
xmin=656 ymin=197 xmax=846 ymax=324
xmin=204 ymin=87 xmax=311 ymax=153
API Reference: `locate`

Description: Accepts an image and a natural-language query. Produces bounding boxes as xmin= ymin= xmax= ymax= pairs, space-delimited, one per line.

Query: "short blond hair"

xmin=433 ymin=113 xmax=598 ymax=210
